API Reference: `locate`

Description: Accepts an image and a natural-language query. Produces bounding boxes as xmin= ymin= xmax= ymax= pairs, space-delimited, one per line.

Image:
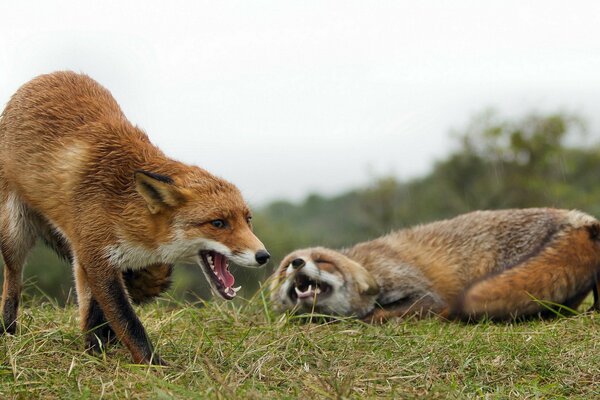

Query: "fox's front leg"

xmin=362 ymin=296 xmax=448 ymax=324
xmin=74 ymin=254 xmax=163 ymax=365
xmin=74 ymin=261 xmax=116 ymax=351
xmin=75 ymin=263 xmax=174 ymax=352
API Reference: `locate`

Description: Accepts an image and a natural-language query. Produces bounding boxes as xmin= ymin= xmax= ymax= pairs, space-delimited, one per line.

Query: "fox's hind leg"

xmin=453 ymin=225 xmax=600 ymax=321
xmin=0 ymin=191 xmax=37 ymax=334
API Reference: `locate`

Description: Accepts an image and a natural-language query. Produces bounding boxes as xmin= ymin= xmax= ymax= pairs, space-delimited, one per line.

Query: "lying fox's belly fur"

xmin=271 ymin=208 xmax=600 ymax=321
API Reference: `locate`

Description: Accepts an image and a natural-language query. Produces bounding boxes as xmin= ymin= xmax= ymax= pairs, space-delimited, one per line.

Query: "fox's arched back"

xmin=0 ymin=71 xmax=269 ymax=364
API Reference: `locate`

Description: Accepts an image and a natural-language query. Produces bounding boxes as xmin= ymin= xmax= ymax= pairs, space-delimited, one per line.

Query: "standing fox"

xmin=0 ymin=71 xmax=270 ymax=365
xmin=271 ymin=208 xmax=600 ymax=322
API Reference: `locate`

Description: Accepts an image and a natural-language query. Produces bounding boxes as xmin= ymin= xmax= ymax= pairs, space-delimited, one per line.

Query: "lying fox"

xmin=270 ymin=208 xmax=600 ymax=322
xmin=0 ymin=71 xmax=270 ymax=364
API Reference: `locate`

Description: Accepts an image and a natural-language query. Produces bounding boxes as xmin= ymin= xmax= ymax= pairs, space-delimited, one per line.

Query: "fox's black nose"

xmin=255 ymin=250 xmax=270 ymax=265
xmin=291 ymin=258 xmax=305 ymax=269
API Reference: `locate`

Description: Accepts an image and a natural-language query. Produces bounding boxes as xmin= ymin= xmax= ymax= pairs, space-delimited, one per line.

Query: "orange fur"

xmin=0 ymin=71 xmax=268 ymax=364
xmin=271 ymin=208 xmax=600 ymax=322
xmin=457 ymin=226 xmax=600 ymax=320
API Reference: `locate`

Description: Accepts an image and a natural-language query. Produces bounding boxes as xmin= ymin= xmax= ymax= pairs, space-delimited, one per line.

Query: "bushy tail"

xmin=123 ymin=264 xmax=173 ymax=304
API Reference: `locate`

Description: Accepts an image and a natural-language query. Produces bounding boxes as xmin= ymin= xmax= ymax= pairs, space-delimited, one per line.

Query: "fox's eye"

xmin=246 ymin=215 xmax=252 ymax=223
xmin=211 ymin=219 xmax=227 ymax=229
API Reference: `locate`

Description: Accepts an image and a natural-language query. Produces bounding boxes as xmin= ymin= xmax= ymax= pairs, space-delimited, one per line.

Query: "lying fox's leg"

xmin=454 ymin=226 xmax=600 ymax=321
xmin=0 ymin=192 xmax=36 ymax=334
xmin=363 ymin=293 xmax=447 ymax=324
xmin=75 ymin=251 xmax=163 ymax=365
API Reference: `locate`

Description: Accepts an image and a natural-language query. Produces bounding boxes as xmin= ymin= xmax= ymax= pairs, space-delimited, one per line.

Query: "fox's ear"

xmin=347 ymin=261 xmax=380 ymax=296
xmin=134 ymin=170 xmax=185 ymax=214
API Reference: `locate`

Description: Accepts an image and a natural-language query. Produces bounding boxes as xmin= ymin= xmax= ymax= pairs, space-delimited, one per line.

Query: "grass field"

xmin=1 ymin=290 xmax=600 ymax=399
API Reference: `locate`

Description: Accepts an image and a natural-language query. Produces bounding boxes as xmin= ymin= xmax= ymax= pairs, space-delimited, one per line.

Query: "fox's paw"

xmin=149 ymin=354 xmax=168 ymax=366
xmin=0 ymin=320 xmax=17 ymax=335
xmin=361 ymin=308 xmax=390 ymax=324
xmin=84 ymin=325 xmax=118 ymax=354
xmin=132 ymin=352 xmax=168 ymax=366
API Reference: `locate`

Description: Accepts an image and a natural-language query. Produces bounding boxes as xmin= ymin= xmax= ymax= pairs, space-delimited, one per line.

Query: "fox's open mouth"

xmin=288 ymin=273 xmax=332 ymax=303
xmin=198 ymin=250 xmax=241 ymax=300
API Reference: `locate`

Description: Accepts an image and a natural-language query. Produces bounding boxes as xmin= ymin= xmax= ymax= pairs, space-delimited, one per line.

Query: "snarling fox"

xmin=271 ymin=208 xmax=600 ymax=322
xmin=0 ymin=71 xmax=270 ymax=364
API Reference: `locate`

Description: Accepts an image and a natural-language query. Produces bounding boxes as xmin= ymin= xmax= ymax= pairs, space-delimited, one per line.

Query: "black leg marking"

xmin=93 ymin=276 xmax=164 ymax=365
xmin=84 ymin=298 xmax=116 ymax=353
xmin=106 ymin=280 xmax=156 ymax=360
xmin=1 ymin=297 xmax=19 ymax=334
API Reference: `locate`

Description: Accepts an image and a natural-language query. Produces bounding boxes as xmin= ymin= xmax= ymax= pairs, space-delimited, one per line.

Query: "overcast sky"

xmin=1 ymin=1 xmax=599 ymax=205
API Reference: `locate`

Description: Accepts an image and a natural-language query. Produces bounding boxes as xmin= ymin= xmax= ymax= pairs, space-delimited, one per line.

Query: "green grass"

xmin=2 ymin=291 xmax=600 ymax=399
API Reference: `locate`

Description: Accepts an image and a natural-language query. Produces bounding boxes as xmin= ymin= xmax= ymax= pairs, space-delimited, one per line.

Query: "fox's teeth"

xmin=232 ymin=286 xmax=241 ymax=293
xmin=295 ymin=285 xmax=314 ymax=296
xmin=315 ymin=287 xmax=321 ymax=294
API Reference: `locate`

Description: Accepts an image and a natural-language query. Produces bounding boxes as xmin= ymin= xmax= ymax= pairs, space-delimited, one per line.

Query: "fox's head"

xmin=270 ymin=247 xmax=380 ymax=318
xmin=130 ymin=169 xmax=269 ymax=300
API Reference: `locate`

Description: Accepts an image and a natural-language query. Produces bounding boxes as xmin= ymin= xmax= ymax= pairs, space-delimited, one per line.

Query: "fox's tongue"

xmin=214 ymin=252 xmax=234 ymax=287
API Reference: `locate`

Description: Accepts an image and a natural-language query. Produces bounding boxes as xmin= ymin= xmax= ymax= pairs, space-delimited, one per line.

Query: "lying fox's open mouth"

xmin=288 ymin=272 xmax=332 ymax=303
xmin=198 ymin=250 xmax=241 ymax=300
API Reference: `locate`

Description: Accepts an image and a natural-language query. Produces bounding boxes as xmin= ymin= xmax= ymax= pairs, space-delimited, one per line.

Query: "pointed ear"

xmin=134 ymin=170 xmax=185 ymax=214
xmin=346 ymin=261 xmax=380 ymax=296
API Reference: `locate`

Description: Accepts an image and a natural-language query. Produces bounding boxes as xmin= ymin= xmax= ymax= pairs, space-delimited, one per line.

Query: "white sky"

xmin=1 ymin=1 xmax=600 ymax=205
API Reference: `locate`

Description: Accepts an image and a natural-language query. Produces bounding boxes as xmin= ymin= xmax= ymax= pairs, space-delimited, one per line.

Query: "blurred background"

xmin=1 ymin=1 xmax=600 ymax=303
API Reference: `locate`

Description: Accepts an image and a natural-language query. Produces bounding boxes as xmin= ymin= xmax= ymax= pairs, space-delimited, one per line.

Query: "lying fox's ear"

xmin=135 ymin=170 xmax=185 ymax=214
xmin=347 ymin=261 xmax=380 ymax=296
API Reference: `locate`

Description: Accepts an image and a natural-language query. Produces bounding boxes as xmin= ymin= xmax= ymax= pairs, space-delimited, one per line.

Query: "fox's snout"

xmin=236 ymin=228 xmax=270 ymax=267
xmin=255 ymin=249 xmax=270 ymax=265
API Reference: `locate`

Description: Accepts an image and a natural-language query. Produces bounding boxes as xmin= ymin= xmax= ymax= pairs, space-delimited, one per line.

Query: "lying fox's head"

xmin=270 ymin=247 xmax=380 ymax=318
xmin=111 ymin=169 xmax=269 ymax=300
